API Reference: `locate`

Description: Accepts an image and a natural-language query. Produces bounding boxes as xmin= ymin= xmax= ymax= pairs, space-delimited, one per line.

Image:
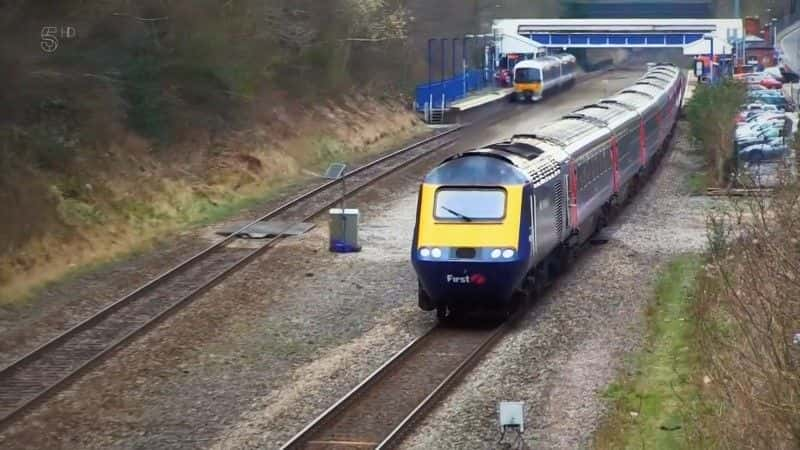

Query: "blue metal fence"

xmin=414 ymin=69 xmax=492 ymax=112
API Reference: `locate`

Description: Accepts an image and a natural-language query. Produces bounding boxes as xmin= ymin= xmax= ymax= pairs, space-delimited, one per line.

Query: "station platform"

xmin=449 ymin=87 xmax=515 ymax=112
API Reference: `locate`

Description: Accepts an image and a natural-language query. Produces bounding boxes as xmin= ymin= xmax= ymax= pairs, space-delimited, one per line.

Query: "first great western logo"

xmin=446 ymin=274 xmax=487 ymax=285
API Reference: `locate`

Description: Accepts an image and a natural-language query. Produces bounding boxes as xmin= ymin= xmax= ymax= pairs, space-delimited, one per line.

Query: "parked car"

xmin=736 ymin=135 xmax=786 ymax=152
xmin=738 ymin=143 xmax=788 ymax=162
xmin=764 ymin=66 xmax=785 ymax=82
xmin=749 ymin=89 xmax=784 ymax=98
xmin=748 ymin=95 xmax=791 ymax=111
xmin=743 ymin=113 xmax=787 ymax=125
xmin=738 ymin=114 xmax=786 ymax=128
xmin=738 ymin=104 xmax=781 ymax=119
xmin=760 ymin=77 xmax=783 ymax=89
xmin=737 ymin=121 xmax=784 ymax=138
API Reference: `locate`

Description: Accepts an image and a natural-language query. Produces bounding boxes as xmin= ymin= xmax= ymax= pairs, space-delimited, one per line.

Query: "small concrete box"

xmin=329 ymin=208 xmax=361 ymax=252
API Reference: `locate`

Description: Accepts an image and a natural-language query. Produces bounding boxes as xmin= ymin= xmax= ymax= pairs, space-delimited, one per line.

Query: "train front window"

xmin=434 ymin=189 xmax=506 ymax=221
xmin=515 ymin=68 xmax=540 ymax=83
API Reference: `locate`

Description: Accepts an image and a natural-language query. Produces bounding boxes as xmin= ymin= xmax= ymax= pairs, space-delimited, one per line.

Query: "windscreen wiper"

xmin=440 ymin=205 xmax=473 ymax=222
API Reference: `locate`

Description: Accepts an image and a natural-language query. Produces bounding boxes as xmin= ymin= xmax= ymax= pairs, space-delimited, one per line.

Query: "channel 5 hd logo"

xmin=41 ymin=26 xmax=77 ymax=53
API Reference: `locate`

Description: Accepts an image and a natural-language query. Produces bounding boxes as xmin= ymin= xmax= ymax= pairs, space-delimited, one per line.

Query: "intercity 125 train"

xmin=512 ymin=53 xmax=577 ymax=102
xmin=411 ymin=63 xmax=686 ymax=320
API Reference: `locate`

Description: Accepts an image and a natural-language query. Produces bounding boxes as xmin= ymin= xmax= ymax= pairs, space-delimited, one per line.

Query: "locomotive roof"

xmin=565 ymin=102 xmax=639 ymax=129
xmin=515 ymin=58 xmax=561 ymax=70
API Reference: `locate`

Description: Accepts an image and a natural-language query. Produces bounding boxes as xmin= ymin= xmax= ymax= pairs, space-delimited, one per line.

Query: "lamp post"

xmin=427 ymin=38 xmax=435 ymax=93
xmin=462 ymin=35 xmax=472 ymax=96
xmin=451 ymin=38 xmax=460 ymax=78
xmin=440 ymin=38 xmax=447 ymax=85
xmin=703 ymin=33 xmax=715 ymax=84
xmin=772 ymin=17 xmax=778 ymax=56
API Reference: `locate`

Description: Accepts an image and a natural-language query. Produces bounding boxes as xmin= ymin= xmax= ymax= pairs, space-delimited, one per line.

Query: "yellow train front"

xmin=411 ymin=152 xmax=534 ymax=319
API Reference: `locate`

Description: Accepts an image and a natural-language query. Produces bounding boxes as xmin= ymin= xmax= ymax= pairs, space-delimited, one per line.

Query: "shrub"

xmin=693 ymin=181 xmax=800 ymax=448
xmin=685 ymin=80 xmax=746 ymax=187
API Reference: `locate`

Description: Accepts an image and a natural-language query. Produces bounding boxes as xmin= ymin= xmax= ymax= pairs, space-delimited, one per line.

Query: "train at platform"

xmin=411 ymin=63 xmax=686 ymax=321
xmin=511 ymin=53 xmax=578 ymax=102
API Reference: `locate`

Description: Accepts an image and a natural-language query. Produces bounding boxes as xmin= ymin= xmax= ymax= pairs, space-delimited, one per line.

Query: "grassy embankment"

xmin=596 ymin=80 xmax=799 ymax=449
xmin=0 ymin=1 xmax=428 ymax=305
xmin=594 ymin=256 xmax=702 ymax=450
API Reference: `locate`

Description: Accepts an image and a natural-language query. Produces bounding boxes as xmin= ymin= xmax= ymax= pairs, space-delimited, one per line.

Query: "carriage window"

xmin=434 ymin=188 xmax=506 ymax=221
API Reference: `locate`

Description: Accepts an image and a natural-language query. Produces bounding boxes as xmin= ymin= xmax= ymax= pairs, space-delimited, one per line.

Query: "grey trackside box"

xmin=329 ymin=208 xmax=361 ymax=252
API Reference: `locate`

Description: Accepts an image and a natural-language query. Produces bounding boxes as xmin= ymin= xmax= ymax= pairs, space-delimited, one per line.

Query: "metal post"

xmin=710 ymin=36 xmax=714 ymax=84
xmin=340 ymin=177 xmax=346 ymax=212
xmin=463 ymin=36 xmax=471 ymax=96
xmin=441 ymin=38 xmax=447 ymax=84
xmin=734 ymin=0 xmax=741 ymax=18
xmin=481 ymin=36 xmax=488 ymax=86
xmin=427 ymin=38 xmax=434 ymax=92
xmin=773 ymin=20 xmax=778 ymax=54
xmin=452 ymin=38 xmax=459 ymax=79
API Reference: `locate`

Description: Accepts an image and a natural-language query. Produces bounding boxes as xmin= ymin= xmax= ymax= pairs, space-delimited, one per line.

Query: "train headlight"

xmin=419 ymin=248 xmax=431 ymax=258
xmin=490 ymin=249 xmax=502 ymax=259
xmin=431 ymin=248 xmax=443 ymax=259
xmin=502 ymin=249 xmax=515 ymax=259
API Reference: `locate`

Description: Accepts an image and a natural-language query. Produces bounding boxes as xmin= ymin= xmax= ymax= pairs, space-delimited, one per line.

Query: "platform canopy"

xmin=492 ymin=18 xmax=743 ymax=54
xmin=682 ymin=37 xmax=733 ymax=55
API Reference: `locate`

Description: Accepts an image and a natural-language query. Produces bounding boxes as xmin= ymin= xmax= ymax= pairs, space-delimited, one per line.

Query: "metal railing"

xmin=414 ymin=68 xmax=493 ymax=112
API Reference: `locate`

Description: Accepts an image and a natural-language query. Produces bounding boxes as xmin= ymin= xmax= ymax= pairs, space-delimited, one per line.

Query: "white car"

xmin=764 ymin=66 xmax=784 ymax=81
xmin=736 ymin=120 xmax=785 ymax=138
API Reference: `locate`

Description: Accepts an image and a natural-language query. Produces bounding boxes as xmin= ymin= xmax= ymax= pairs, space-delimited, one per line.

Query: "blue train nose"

xmin=413 ymin=259 xmax=528 ymax=306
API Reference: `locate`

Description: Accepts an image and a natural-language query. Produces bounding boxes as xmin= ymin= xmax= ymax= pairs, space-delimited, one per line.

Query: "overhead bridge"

xmin=493 ymin=19 xmax=743 ymax=52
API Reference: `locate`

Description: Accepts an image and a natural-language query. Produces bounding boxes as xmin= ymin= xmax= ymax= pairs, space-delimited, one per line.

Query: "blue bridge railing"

xmin=414 ymin=69 xmax=493 ymax=112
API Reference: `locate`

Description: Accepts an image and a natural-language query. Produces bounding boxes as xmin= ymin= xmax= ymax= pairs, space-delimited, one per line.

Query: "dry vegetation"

xmin=0 ymin=1 xmax=564 ymax=302
xmin=692 ymin=180 xmax=800 ymax=449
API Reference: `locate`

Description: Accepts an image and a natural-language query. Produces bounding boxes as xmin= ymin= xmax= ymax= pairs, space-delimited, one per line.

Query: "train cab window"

xmin=515 ymin=68 xmax=540 ymax=83
xmin=434 ymin=188 xmax=506 ymax=221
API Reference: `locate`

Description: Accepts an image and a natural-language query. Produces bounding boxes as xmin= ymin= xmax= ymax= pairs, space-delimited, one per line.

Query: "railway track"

xmin=0 ymin=127 xmax=463 ymax=429
xmin=0 ymin=66 xmax=623 ymax=431
xmin=281 ymin=319 xmax=513 ymax=450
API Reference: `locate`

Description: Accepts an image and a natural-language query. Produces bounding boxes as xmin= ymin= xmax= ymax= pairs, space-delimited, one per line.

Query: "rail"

xmin=0 ymin=125 xmax=464 ymax=429
xmin=280 ymin=319 xmax=513 ymax=450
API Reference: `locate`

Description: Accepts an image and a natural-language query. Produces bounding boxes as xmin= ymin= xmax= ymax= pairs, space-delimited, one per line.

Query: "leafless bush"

xmin=693 ymin=177 xmax=800 ymax=448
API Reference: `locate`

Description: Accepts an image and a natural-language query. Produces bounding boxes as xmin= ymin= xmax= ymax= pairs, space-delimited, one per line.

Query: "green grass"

xmin=595 ymin=255 xmax=702 ymax=450
xmin=686 ymin=171 xmax=708 ymax=196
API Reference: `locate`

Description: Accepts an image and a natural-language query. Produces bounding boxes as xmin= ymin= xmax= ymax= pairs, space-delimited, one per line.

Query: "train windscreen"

xmin=515 ymin=68 xmax=541 ymax=83
xmin=434 ymin=188 xmax=506 ymax=221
